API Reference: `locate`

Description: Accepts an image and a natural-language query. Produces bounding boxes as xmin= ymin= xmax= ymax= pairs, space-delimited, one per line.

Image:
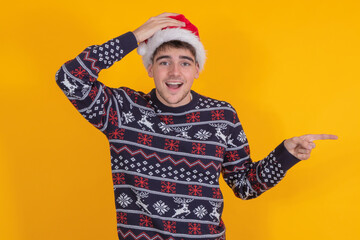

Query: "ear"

xmin=194 ymin=62 xmax=200 ymax=79
xmin=147 ymin=63 xmax=154 ymax=78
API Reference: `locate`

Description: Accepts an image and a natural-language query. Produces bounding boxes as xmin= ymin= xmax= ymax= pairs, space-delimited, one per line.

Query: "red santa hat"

xmin=137 ymin=14 xmax=206 ymax=71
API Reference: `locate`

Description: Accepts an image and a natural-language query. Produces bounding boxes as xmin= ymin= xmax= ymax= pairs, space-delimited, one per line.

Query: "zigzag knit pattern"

xmin=55 ymin=31 xmax=300 ymax=240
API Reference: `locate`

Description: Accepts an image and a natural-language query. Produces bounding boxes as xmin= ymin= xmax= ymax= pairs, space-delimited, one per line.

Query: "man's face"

xmin=147 ymin=47 xmax=199 ymax=108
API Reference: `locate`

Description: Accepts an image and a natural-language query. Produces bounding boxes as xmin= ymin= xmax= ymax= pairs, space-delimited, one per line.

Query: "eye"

xmin=159 ymin=61 xmax=169 ymax=66
xmin=181 ymin=62 xmax=191 ymax=67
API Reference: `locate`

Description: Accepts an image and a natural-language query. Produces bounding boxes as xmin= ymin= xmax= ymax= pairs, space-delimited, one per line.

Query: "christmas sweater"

xmin=55 ymin=31 xmax=301 ymax=240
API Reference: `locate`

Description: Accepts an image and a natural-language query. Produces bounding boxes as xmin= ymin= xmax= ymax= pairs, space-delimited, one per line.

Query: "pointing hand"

xmin=284 ymin=134 xmax=338 ymax=160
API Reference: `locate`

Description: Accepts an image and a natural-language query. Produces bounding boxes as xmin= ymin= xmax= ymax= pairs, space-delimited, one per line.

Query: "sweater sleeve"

xmin=55 ymin=32 xmax=138 ymax=131
xmin=221 ymin=110 xmax=301 ymax=200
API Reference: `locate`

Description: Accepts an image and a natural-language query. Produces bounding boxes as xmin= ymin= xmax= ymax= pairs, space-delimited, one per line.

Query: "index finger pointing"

xmin=306 ymin=134 xmax=338 ymax=141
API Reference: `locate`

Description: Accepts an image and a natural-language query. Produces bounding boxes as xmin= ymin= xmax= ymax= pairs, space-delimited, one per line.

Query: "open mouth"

xmin=166 ymin=82 xmax=183 ymax=90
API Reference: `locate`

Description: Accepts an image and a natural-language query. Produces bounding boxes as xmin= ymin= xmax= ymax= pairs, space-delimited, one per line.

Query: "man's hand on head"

xmin=284 ymin=134 xmax=338 ymax=160
xmin=133 ymin=12 xmax=185 ymax=43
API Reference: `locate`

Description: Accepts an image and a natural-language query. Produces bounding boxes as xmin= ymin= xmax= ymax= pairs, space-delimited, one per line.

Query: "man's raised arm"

xmin=54 ymin=31 xmax=138 ymax=130
xmin=54 ymin=13 xmax=184 ymax=131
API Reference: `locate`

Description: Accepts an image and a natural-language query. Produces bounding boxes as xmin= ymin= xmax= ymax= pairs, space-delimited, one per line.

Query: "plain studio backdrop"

xmin=0 ymin=0 xmax=358 ymax=239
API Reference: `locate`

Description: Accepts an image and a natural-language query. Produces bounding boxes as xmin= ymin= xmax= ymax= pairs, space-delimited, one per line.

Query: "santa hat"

xmin=137 ymin=14 xmax=206 ymax=71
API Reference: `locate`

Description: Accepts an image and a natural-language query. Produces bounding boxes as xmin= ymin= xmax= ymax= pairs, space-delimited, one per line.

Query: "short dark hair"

xmin=151 ymin=40 xmax=197 ymax=63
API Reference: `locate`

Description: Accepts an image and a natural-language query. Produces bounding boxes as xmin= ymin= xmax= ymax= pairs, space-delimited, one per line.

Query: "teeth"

xmin=167 ymin=82 xmax=182 ymax=85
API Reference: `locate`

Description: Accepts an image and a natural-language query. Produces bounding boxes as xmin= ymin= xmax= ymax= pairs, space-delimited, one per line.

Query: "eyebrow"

xmin=155 ymin=55 xmax=195 ymax=63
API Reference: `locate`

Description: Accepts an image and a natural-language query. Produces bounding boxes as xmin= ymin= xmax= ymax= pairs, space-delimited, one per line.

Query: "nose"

xmin=169 ymin=63 xmax=180 ymax=76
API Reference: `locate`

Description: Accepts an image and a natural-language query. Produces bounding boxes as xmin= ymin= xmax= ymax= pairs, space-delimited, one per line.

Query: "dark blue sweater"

xmin=55 ymin=31 xmax=300 ymax=240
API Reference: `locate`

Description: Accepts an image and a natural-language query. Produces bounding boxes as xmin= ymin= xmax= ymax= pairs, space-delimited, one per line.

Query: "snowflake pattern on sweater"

xmin=55 ymin=32 xmax=300 ymax=240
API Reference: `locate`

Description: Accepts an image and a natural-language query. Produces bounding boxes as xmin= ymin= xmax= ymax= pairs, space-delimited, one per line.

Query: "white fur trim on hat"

xmin=137 ymin=28 xmax=206 ymax=71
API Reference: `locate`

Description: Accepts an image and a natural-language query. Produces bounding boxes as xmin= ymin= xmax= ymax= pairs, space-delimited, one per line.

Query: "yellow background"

xmin=1 ymin=0 xmax=359 ymax=239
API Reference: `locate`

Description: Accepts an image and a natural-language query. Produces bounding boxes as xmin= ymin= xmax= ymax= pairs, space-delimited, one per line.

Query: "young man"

xmin=55 ymin=13 xmax=337 ymax=240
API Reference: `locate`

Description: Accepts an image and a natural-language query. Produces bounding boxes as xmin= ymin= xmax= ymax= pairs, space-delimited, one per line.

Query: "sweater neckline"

xmin=149 ymin=88 xmax=199 ymax=113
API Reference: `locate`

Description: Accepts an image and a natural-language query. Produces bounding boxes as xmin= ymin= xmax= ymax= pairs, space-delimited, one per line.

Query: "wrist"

xmin=275 ymin=140 xmax=302 ymax=171
xmin=283 ymin=139 xmax=294 ymax=156
xmin=132 ymin=30 xmax=140 ymax=43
